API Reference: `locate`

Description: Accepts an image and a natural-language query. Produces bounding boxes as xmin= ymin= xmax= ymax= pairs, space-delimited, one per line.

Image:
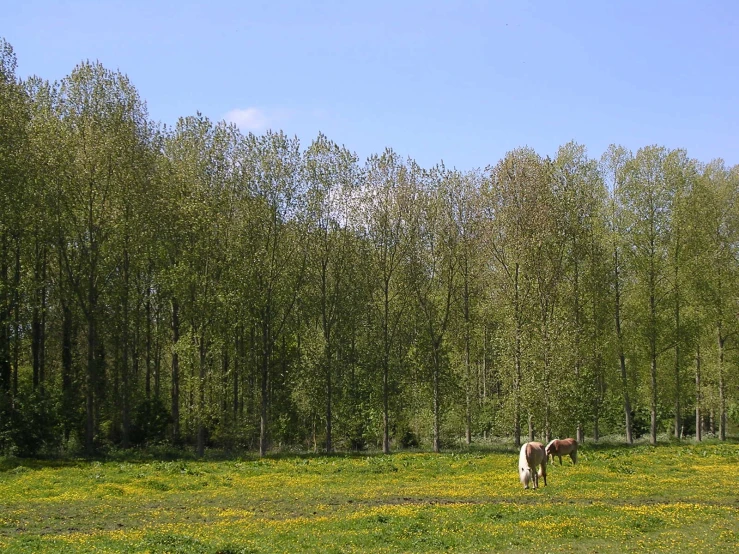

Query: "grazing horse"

xmin=545 ymin=438 xmax=578 ymax=465
xmin=519 ymin=442 xmax=547 ymax=489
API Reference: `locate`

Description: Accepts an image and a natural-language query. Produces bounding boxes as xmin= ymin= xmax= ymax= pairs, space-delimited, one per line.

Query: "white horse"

xmin=519 ymin=442 xmax=547 ymax=489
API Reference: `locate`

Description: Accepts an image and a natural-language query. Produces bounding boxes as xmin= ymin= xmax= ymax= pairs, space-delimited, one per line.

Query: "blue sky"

xmin=4 ymin=0 xmax=738 ymax=170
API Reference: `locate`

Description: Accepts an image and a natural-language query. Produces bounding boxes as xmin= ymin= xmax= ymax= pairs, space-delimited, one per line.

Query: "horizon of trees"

xmin=1 ymin=38 xmax=738 ymax=457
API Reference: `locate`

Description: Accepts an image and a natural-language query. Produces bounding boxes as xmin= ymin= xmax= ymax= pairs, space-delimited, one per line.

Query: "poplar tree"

xmin=363 ymin=150 xmax=415 ymax=453
xmin=303 ymin=133 xmax=360 ymax=452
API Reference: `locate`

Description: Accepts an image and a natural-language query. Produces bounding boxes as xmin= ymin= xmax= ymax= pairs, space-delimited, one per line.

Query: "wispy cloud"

xmin=223 ymin=106 xmax=329 ymax=135
xmin=223 ymin=107 xmax=271 ymax=131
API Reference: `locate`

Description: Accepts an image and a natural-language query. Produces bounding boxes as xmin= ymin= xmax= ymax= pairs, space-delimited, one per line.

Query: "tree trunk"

xmin=39 ymin=254 xmax=47 ymax=391
xmin=0 ymin=233 xmax=10 ymax=394
xmin=171 ymin=297 xmax=180 ymax=443
xmin=32 ymin=241 xmax=47 ymax=392
xmin=482 ymin=326 xmax=487 ymax=401
xmin=649 ymin=240 xmax=658 ymax=446
xmin=593 ymin=361 xmax=605 ymax=442
xmin=528 ymin=413 xmax=535 ymax=443
xmin=613 ymin=248 xmax=633 ymax=443
xmin=593 ymin=415 xmax=599 ymax=442
xmin=574 ymin=255 xmax=584 ymax=445
xmin=695 ymin=344 xmax=701 ymax=442
xmin=432 ymin=344 xmax=440 ymax=453
xmin=513 ymin=263 xmax=522 ymax=448
xmin=85 ymin=310 xmax=96 ymax=455
xmin=717 ymin=329 xmax=726 ymax=441
xmin=464 ymin=268 xmax=472 ymax=446
xmin=543 ymin=323 xmax=552 ymax=444
xmin=84 ymin=231 xmax=100 ymax=456
xmin=12 ymin=236 xmax=20 ymax=397
xmin=259 ymin=308 xmax=270 ymax=457
xmin=233 ymin=328 xmax=240 ymax=418
xmin=325 ymin=346 xmax=333 ymax=453
xmin=221 ymin=347 xmax=228 ymax=421
xmin=674 ymin=262 xmax=681 ymax=439
xmin=382 ymin=282 xmax=391 ymax=454
xmin=650 ymin=353 xmax=658 ymax=446
xmin=32 ymin=248 xmax=42 ymax=389
xmin=196 ymin=333 xmax=206 ymax=457
xmin=145 ymin=278 xmax=152 ymax=399
xmin=121 ymin=249 xmax=131 ymax=449
xmin=465 ymin=338 xmax=472 ymax=446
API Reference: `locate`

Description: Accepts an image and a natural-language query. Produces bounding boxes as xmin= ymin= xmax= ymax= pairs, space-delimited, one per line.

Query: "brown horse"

xmin=545 ymin=438 xmax=578 ymax=465
xmin=518 ymin=442 xmax=547 ymax=489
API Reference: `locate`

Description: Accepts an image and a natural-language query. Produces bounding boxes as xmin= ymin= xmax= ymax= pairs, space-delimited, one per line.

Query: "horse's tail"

xmin=520 ymin=467 xmax=531 ymax=488
xmin=571 ymin=448 xmax=578 ymax=465
xmin=519 ymin=443 xmax=531 ymax=488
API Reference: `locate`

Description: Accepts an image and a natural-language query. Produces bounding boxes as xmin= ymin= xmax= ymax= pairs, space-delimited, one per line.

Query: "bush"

xmin=728 ymin=402 xmax=739 ymax=426
xmin=130 ymin=396 xmax=171 ymax=446
xmin=399 ymin=428 xmax=419 ymax=448
xmin=631 ymin=406 xmax=651 ymax=438
xmin=0 ymin=387 xmax=62 ymax=456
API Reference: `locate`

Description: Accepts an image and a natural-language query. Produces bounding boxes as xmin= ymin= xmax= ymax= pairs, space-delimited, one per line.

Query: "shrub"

xmin=0 ymin=387 xmax=62 ymax=456
xmin=130 ymin=396 xmax=171 ymax=445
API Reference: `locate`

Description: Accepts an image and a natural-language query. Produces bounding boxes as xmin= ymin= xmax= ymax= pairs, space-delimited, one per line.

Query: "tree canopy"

xmin=1 ymin=38 xmax=737 ymax=456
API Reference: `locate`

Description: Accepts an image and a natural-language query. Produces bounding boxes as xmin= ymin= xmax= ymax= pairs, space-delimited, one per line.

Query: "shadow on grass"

xmin=0 ymin=457 xmax=87 ymax=472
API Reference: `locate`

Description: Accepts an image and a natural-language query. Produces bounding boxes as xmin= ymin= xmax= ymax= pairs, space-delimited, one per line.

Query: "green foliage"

xmin=0 ymin=35 xmax=738 ymax=460
xmin=130 ymin=397 xmax=171 ymax=446
xmin=398 ymin=427 xmax=420 ymax=448
xmin=728 ymin=402 xmax=739 ymax=425
xmin=0 ymin=385 xmax=61 ymax=457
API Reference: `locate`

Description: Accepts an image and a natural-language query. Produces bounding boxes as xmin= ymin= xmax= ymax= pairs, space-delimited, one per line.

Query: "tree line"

xmin=1 ymin=38 xmax=737 ymax=457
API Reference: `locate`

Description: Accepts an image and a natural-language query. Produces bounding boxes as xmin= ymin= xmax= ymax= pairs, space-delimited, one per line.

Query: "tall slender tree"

xmin=622 ymin=146 xmax=673 ymax=445
xmin=448 ymin=169 xmax=484 ymax=445
xmin=690 ymin=160 xmax=739 ymax=440
xmin=0 ymin=39 xmax=29 ymax=398
xmin=601 ymin=145 xmax=635 ymax=443
xmin=363 ymin=150 xmax=415 ymax=453
xmin=54 ymin=62 xmax=148 ymax=453
xmin=243 ymin=131 xmax=306 ymax=456
xmin=484 ymin=149 xmax=544 ymax=447
xmin=408 ymin=165 xmax=458 ymax=453
xmin=303 ymin=133 xmax=360 ymax=452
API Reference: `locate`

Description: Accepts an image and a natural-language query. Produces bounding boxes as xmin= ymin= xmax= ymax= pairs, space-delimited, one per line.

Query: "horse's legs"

xmin=558 ymin=454 xmax=563 ymax=465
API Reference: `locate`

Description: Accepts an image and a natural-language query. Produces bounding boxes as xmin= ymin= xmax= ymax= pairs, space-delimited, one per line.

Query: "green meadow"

xmin=1 ymin=442 xmax=737 ymax=553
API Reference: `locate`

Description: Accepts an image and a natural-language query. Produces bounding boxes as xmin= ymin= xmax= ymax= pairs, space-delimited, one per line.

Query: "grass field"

xmin=0 ymin=442 xmax=737 ymax=553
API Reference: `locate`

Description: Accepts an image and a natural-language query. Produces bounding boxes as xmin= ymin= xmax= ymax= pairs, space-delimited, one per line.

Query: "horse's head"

xmin=544 ymin=439 xmax=557 ymax=459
